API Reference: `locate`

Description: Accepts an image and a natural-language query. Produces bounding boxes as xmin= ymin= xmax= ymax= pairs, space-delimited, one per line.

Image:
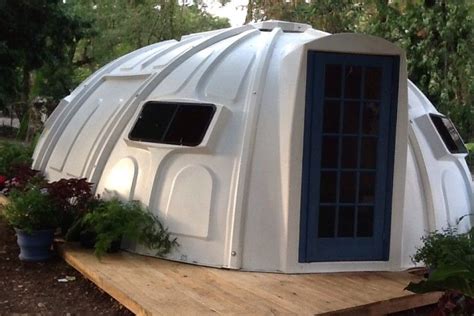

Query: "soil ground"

xmin=0 ymin=213 xmax=436 ymax=315
xmin=0 ymin=217 xmax=133 ymax=315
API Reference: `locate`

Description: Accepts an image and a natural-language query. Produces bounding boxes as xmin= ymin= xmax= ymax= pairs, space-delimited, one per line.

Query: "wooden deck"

xmin=59 ymin=245 xmax=440 ymax=315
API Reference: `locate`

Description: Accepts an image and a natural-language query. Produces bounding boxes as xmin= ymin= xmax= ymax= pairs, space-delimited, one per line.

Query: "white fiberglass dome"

xmin=33 ymin=21 xmax=473 ymax=273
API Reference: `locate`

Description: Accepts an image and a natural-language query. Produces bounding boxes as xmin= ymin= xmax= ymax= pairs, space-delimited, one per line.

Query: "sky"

xmin=203 ymin=0 xmax=248 ymax=26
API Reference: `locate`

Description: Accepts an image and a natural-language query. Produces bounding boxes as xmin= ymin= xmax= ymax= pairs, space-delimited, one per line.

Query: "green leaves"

xmin=412 ymin=227 xmax=474 ymax=269
xmin=0 ymin=141 xmax=34 ymax=177
xmin=406 ymin=263 xmax=474 ymax=298
xmin=82 ymin=199 xmax=178 ymax=258
xmin=247 ymin=0 xmax=474 ymax=142
xmin=3 ymin=185 xmax=60 ymax=232
xmin=406 ymin=224 xmax=474 ymax=314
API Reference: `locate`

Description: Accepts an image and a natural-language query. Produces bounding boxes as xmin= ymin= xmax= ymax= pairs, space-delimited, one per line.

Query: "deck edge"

xmin=57 ymin=244 xmax=150 ymax=316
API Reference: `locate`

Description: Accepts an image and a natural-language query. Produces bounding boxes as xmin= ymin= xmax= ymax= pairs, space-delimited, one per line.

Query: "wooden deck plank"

xmin=59 ymin=244 xmax=440 ymax=315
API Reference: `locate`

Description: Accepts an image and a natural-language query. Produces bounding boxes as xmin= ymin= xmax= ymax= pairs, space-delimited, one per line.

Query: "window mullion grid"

xmin=354 ymin=67 xmax=366 ymax=238
xmin=333 ymin=64 xmax=346 ymax=238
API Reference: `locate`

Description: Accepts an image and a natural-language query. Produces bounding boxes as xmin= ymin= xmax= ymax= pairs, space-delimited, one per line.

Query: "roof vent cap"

xmin=252 ymin=20 xmax=311 ymax=33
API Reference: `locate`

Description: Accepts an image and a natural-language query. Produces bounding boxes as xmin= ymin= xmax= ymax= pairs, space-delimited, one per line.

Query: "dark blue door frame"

xmin=299 ymin=51 xmax=399 ymax=262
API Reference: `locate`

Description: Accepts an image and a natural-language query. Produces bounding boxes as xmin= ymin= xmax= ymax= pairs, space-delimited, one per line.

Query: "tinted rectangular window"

xmin=129 ymin=101 xmax=215 ymax=146
xmin=430 ymin=114 xmax=467 ymax=154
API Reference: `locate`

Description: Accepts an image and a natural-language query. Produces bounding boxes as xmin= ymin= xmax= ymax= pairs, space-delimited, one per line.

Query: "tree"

xmin=71 ymin=0 xmax=230 ymax=74
xmin=0 ymin=0 xmax=90 ymax=117
xmin=245 ymin=0 xmax=362 ymax=33
xmin=245 ymin=0 xmax=474 ymax=141
xmin=362 ymin=0 xmax=474 ymax=141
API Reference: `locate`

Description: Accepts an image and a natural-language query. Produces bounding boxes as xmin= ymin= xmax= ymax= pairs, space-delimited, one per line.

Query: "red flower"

xmin=0 ymin=175 xmax=6 ymax=189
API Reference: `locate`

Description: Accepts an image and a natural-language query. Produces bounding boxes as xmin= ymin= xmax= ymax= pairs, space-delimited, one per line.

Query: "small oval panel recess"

xmin=166 ymin=165 xmax=213 ymax=238
xmin=103 ymin=157 xmax=138 ymax=200
xmin=441 ymin=170 xmax=470 ymax=231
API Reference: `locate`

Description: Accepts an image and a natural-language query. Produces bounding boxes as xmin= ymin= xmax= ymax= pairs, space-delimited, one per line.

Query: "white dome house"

xmin=33 ymin=21 xmax=473 ymax=273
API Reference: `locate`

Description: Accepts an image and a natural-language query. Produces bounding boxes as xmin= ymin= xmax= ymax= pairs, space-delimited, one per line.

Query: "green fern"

xmin=82 ymin=199 xmax=178 ymax=258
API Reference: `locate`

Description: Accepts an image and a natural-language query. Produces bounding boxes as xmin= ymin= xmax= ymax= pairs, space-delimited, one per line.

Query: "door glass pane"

xmin=344 ymin=65 xmax=362 ymax=98
xmin=321 ymin=136 xmax=339 ymax=168
xmin=320 ymin=171 xmax=337 ymax=203
xmin=362 ymin=102 xmax=380 ymax=135
xmin=338 ymin=206 xmax=355 ymax=237
xmin=359 ymin=172 xmax=375 ymax=203
xmin=357 ymin=206 xmax=374 ymax=237
xmin=360 ymin=137 xmax=377 ymax=169
xmin=364 ymin=67 xmax=382 ymax=99
xmin=339 ymin=171 xmax=356 ymax=203
xmin=323 ymin=100 xmax=340 ymax=133
xmin=343 ymin=101 xmax=360 ymax=133
xmin=341 ymin=136 xmax=358 ymax=168
xmin=318 ymin=206 xmax=336 ymax=237
xmin=325 ymin=65 xmax=342 ymax=97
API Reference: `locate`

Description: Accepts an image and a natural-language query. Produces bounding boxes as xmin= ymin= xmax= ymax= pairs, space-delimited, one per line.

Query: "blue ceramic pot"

xmin=14 ymin=228 xmax=55 ymax=262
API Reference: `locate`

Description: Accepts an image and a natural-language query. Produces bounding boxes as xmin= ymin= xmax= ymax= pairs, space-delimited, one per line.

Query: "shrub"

xmin=1 ymin=165 xmax=46 ymax=195
xmin=47 ymin=178 xmax=94 ymax=234
xmin=80 ymin=198 xmax=178 ymax=257
xmin=407 ymin=217 xmax=474 ymax=314
xmin=2 ymin=185 xmax=59 ymax=233
xmin=0 ymin=141 xmax=34 ymax=178
xmin=412 ymin=227 xmax=474 ymax=269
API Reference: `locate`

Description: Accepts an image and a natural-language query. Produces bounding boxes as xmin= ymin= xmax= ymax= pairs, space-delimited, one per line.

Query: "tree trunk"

xmin=21 ymin=66 xmax=30 ymax=104
xmin=245 ymin=0 xmax=254 ymax=24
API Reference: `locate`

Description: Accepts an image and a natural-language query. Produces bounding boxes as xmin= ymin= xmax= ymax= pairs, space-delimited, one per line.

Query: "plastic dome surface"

xmin=33 ymin=21 xmax=473 ymax=273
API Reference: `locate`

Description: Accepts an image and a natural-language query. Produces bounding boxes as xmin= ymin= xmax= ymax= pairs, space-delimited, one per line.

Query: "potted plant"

xmin=406 ymin=215 xmax=474 ymax=314
xmin=47 ymin=178 xmax=94 ymax=236
xmin=2 ymin=185 xmax=60 ymax=261
xmin=69 ymin=198 xmax=178 ymax=257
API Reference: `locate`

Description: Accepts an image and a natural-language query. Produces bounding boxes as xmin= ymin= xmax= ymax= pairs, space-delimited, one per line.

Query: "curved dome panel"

xmin=33 ymin=21 xmax=473 ymax=273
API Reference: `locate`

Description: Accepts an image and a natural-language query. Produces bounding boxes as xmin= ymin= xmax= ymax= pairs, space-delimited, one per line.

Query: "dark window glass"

xmin=344 ymin=65 xmax=362 ymax=98
xmin=362 ymin=102 xmax=380 ymax=135
xmin=359 ymin=172 xmax=375 ymax=203
xmin=320 ymin=171 xmax=337 ymax=203
xmin=318 ymin=206 xmax=336 ymax=237
xmin=323 ymin=100 xmax=340 ymax=133
xmin=129 ymin=102 xmax=215 ymax=146
xmin=321 ymin=136 xmax=339 ymax=168
xmin=364 ymin=67 xmax=382 ymax=99
xmin=324 ymin=65 xmax=342 ymax=97
xmin=357 ymin=206 xmax=374 ymax=237
xmin=360 ymin=138 xmax=377 ymax=169
xmin=341 ymin=136 xmax=358 ymax=168
xmin=430 ymin=114 xmax=467 ymax=154
xmin=339 ymin=171 xmax=356 ymax=203
xmin=128 ymin=102 xmax=176 ymax=143
xmin=343 ymin=101 xmax=360 ymax=134
xmin=338 ymin=206 xmax=355 ymax=237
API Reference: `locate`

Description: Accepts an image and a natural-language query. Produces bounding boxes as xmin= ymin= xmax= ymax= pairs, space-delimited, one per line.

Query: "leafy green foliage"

xmin=361 ymin=1 xmax=474 ymax=141
xmin=70 ymin=0 xmax=229 ymax=77
xmin=0 ymin=141 xmax=33 ymax=177
xmin=246 ymin=0 xmax=474 ymax=142
xmin=2 ymin=185 xmax=59 ymax=232
xmin=246 ymin=0 xmax=362 ymax=33
xmin=407 ymin=223 xmax=474 ymax=313
xmin=47 ymin=178 xmax=94 ymax=235
xmin=407 ymin=261 xmax=474 ymax=297
xmin=1 ymin=0 xmax=229 ymax=131
xmin=0 ymin=0 xmax=91 ymax=115
xmin=82 ymin=198 xmax=178 ymax=258
xmin=467 ymin=143 xmax=474 ymax=171
xmin=412 ymin=227 xmax=474 ymax=269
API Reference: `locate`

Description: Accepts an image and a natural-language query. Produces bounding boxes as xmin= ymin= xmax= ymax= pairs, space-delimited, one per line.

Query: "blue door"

xmin=299 ymin=52 xmax=399 ymax=262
